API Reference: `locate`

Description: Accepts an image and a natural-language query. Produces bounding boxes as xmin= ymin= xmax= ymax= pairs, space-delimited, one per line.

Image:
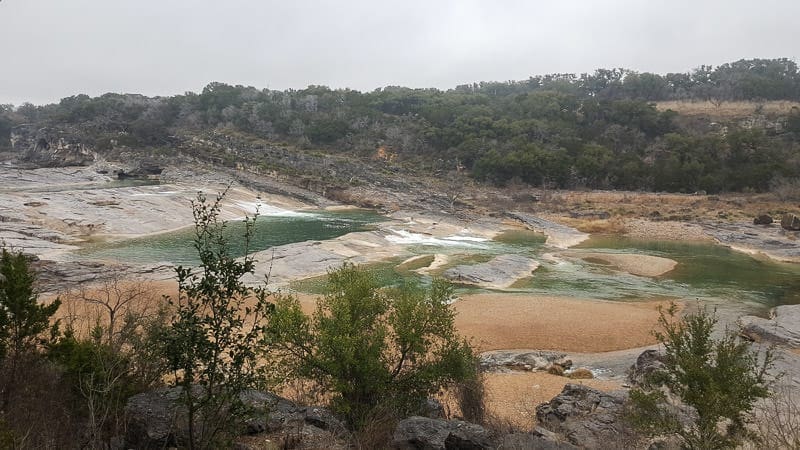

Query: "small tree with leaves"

xmin=264 ymin=264 xmax=476 ymax=429
xmin=628 ymin=305 xmax=775 ymax=449
xmin=0 ymin=247 xmax=60 ymax=410
xmin=159 ymin=191 xmax=273 ymax=449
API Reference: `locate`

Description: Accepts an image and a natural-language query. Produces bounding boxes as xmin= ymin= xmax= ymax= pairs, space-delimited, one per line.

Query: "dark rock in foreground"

xmin=392 ymin=416 xmax=494 ymax=450
xmin=535 ymin=384 xmax=634 ymax=449
xmin=124 ymin=387 xmax=343 ymax=449
xmin=628 ymin=349 xmax=666 ymax=387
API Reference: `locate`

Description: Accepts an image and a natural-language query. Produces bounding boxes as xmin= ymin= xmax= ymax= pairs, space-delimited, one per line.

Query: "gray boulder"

xmin=739 ymin=304 xmax=800 ymax=348
xmin=124 ymin=386 xmax=189 ymax=449
xmin=753 ymin=214 xmax=773 ymax=225
xmin=535 ymin=384 xmax=633 ymax=449
xmin=124 ymin=387 xmax=343 ymax=449
xmin=781 ymin=213 xmax=800 ymax=231
xmin=628 ymin=349 xmax=666 ymax=387
xmin=392 ymin=416 xmax=494 ymax=450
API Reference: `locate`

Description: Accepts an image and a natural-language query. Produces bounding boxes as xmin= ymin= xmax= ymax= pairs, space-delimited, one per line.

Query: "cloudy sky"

xmin=1 ymin=0 xmax=798 ymax=105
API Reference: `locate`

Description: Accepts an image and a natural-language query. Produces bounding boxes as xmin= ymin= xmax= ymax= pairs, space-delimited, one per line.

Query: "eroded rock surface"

xmin=507 ymin=212 xmax=589 ymax=248
xmin=443 ymin=254 xmax=539 ymax=289
xmin=392 ymin=416 xmax=494 ymax=450
xmin=535 ymin=384 xmax=633 ymax=449
xmin=739 ymin=305 xmax=800 ymax=348
xmin=703 ymin=221 xmax=800 ymax=262
xmin=124 ymin=387 xmax=343 ymax=449
xmin=627 ymin=349 xmax=666 ymax=386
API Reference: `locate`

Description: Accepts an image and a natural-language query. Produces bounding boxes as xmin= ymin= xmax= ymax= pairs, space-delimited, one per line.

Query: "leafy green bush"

xmin=265 ymin=264 xmax=476 ymax=429
xmin=158 ymin=190 xmax=273 ymax=449
xmin=628 ymin=305 xmax=775 ymax=449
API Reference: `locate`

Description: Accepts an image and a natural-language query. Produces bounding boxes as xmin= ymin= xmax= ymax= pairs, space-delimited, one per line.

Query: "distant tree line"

xmin=2 ymin=58 xmax=800 ymax=193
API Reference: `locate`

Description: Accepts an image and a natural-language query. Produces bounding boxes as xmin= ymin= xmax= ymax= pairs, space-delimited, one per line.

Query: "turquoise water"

xmin=73 ymin=208 xmax=800 ymax=311
xmin=75 ymin=209 xmax=384 ymax=266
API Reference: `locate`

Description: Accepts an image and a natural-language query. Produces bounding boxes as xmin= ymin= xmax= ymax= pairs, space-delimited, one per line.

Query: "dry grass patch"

xmin=655 ymin=100 xmax=800 ymax=119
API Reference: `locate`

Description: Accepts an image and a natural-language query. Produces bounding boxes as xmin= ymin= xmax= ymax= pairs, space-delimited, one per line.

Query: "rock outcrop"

xmin=124 ymin=387 xmax=343 ymax=449
xmin=11 ymin=125 xmax=96 ymax=167
xmin=115 ymin=159 xmax=164 ymax=179
xmin=535 ymin=384 xmax=633 ymax=449
xmin=392 ymin=416 xmax=494 ymax=450
xmin=739 ymin=305 xmax=800 ymax=348
xmin=443 ymin=254 xmax=539 ymax=289
xmin=507 ymin=212 xmax=589 ymax=248
xmin=627 ymin=349 xmax=666 ymax=387
xmin=703 ymin=221 xmax=800 ymax=262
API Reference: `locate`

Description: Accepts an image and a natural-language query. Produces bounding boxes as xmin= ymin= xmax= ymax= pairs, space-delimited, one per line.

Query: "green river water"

xmin=74 ymin=211 xmax=800 ymax=313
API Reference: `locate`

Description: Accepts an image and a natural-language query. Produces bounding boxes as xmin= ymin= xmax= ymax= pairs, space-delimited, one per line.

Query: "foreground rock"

xmin=535 ymin=384 xmax=634 ymax=449
xmin=392 ymin=416 xmax=494 ymax=450
xmin=627 ymin=349 xmax=666 ymax=386
xmin=739 ymin=305 xmax=800 ymax=348
xmin=124 ymin=387 xmax=343 ymax=449
xmin=508 ymin=212 xmax=589 ymax=248
xmin=443 ymin=254 xmax=539 ymax=289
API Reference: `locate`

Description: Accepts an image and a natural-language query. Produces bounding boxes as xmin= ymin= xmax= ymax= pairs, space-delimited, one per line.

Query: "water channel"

xmin=73 ymin=208 xmax=800 ymax=314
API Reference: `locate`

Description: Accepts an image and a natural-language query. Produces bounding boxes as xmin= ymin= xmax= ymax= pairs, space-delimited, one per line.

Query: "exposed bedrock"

xmin=442 ymin=254 xmax=539 ymax=289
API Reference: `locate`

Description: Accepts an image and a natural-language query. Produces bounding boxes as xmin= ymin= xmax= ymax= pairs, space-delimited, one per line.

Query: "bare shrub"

xmin=753 ymin=385 xmax=800 ymax=449
xmin=350 ymin=405 xmax=398 ymax=450
xmin=451 ymin=365 xmax=487 ymax=425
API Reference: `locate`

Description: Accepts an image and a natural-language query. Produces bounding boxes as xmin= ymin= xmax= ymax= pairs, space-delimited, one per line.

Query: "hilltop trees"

xmin=3 ymin=58 xmax=800 ymax=194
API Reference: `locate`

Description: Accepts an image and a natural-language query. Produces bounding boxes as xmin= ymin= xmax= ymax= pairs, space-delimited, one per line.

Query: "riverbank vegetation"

xmin=0 ymin=194 xmax=480 ymax=448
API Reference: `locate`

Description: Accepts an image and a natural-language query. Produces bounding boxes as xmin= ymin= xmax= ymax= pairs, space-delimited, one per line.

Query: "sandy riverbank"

xmin=564 ymin=251 xmax=678 ymax=277
xmin=452 ymin=294 xmax=675 ymax=353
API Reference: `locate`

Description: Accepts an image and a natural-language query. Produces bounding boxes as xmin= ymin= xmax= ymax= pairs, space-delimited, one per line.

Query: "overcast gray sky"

xmin=1 ymin=0 xmax=798 ymax=105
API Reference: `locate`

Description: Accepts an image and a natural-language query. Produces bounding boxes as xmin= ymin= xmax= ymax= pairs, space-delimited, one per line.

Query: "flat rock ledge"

xmin=508 ymin=212 xmax=589 ymax=248
xmin=703 ymin=221 xmax=800 ymax=263
xmin=443 ymin=254 xmax=539 ymax=289
xmin=739 ymin=305 xmax=800 ymax=348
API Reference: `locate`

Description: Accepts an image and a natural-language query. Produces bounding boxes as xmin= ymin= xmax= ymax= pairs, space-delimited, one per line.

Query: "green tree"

xmin=0 ymin=247 xmax=61 ymax=409
xmin=628 ymin=305 xmax=775 ymax=449
xmin=264 ymin=264 xmax=476 ymax=429
xmin=159 ymin=191 xmax=273 ymax=449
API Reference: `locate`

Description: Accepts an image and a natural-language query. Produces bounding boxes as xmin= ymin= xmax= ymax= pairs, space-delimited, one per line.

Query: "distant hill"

xmin=2 ymin=58 xmax=800 ymax=194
